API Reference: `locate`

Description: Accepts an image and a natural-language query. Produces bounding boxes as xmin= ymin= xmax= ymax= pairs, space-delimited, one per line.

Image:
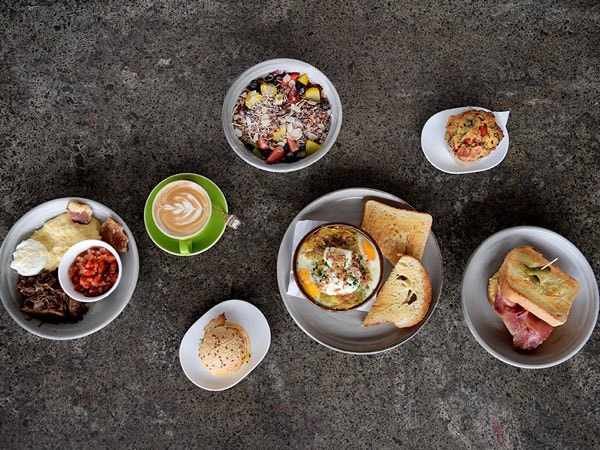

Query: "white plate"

xmin=179 ymin=299 xmax=271 ymax=391
xmin=0 ymin=198 xmax=139 ymax=340
xmin=421 ymin=106 xmax=510 ymax=174
xmin=462 ymin=226 xmax=599 ymax=369
xmin=276 ymin=188 xmax=444 ymax=354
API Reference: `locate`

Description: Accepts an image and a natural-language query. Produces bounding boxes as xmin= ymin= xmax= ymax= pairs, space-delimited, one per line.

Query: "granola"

xmin=232 ymin=72 xmax=332 ymax=164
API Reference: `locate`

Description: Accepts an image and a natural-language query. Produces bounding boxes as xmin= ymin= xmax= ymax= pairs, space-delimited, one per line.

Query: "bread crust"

xmin=362 ymin=255 xmax=432 ymax=328
xmin=497 ymin=246 xmax=579 ymax=326
xmin=360 ymin=200 xmax=432 ymax=264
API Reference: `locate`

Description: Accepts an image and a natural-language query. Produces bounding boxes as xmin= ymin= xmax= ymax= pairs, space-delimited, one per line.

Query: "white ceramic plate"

xmin=462 ymin=226 xmax=599 ymax=369
xmin=421 ymin=107 xmax=510 ymax=174
xmin=0 ymin=198 xmax=139 ymax=340
xmin=276 ymin=188 xmax=444 ymax=354
xmin=179 ymin=299 xmax=271 ymax=391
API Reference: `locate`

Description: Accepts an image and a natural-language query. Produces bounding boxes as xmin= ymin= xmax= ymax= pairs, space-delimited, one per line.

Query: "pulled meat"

xmin=18 ymin=270 xmax=89 ymax=321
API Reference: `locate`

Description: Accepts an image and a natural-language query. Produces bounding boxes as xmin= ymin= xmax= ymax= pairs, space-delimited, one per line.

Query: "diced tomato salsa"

xmin=69 ymin=247 xmax=119 ymax=297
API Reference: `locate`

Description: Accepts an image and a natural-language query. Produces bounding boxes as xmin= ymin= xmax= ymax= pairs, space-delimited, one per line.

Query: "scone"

xmin=445 ymin=109 xmax=504 ymax=162
xmin=199 ymin=314 xmax=250 ymax=376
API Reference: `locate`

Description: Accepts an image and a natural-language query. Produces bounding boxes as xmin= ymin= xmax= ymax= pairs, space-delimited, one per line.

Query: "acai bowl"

xmin=293 ymin=223 xmax=384 ymax=311
xmin=222 ymin=59 xmax=342 ymax=173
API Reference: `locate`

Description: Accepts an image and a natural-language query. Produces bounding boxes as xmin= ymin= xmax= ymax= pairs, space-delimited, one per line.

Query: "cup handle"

xmin=179 ymin=239 xmax=192 ymax=256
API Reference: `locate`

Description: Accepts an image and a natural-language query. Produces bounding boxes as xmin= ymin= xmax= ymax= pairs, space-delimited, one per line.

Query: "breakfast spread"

xmin=487 ymin=246 xmax=580 ymax=350
xmin=232 ymin=71 xmax=331 ymax=164
xmin=9 ymin=200 xmax=129 ymax=322
xmin=294 ymin=224 xmax=383 ymax=311
xmin=444 ymin=109 xmax=504 ymax=162
xmin=199 ymin=313 xmax=251 ymax=376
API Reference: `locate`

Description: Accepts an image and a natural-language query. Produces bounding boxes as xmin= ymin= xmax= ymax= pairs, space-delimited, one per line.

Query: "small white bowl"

xmin=58 ymin=239 xmax=122 ymax=303
xmin=222 ymin=58 xmax=342 ymax=173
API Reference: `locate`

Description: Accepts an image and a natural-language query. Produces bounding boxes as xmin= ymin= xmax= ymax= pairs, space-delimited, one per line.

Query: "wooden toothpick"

xmin=541 ymin=257 xmax=558 ymax=270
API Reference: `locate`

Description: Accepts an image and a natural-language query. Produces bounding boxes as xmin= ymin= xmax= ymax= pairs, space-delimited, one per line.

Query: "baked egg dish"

xmin=293 ymin=223 xmax=383 ymax=311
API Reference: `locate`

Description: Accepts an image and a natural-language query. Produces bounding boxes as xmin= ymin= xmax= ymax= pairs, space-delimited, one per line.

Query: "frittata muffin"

xmin=445 ymin=110 xmax=504 ymax=162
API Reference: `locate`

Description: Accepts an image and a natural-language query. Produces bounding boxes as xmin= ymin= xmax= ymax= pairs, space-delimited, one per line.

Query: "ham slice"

xmin=493 ymin=287 xmax=554 ymax=350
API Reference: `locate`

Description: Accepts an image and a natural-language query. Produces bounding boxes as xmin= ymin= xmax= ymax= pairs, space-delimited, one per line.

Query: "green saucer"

xmin=144 ymin=173 xmax=227 ymax=256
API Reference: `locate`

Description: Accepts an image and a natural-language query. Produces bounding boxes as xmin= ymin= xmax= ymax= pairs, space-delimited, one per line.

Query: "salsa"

xmin=68 ymin=246 xmax=119 ymax=297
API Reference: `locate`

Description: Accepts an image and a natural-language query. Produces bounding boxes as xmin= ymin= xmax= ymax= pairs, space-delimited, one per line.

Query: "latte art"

xmin=152 ymin=180 xmax=211 ymax=238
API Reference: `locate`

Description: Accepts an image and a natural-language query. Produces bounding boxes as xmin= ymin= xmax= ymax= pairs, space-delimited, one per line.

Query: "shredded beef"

xmin=17 ymin=270 xmax=89 ymax=321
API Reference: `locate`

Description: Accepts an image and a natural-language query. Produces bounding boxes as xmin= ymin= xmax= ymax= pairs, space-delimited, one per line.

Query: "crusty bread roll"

xmin=362 ymin=255 xmax=432 ymax=328
xmin=498 ymin=246 xmax=579 ymax=326
xmin=360 ymin=200 xmax=432 ymax=264
xmin=199 ymin=314 xmax=250 ymax=376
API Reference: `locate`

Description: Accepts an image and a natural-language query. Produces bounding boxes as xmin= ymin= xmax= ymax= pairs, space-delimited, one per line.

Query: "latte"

xmin=152 ymin=180 xmax=211 ymax=239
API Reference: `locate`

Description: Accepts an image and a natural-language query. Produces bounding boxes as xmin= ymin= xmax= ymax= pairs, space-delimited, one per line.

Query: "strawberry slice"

xmin=257 ymin=135 xmax=269 ymax=150
xmin=266 ymin=146 xmax=285 ymax=164
xmin=286 ymin=137 xmax=299 ymax=152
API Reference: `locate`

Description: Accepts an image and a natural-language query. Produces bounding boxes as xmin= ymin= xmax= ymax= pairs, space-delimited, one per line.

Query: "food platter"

xmin=421 ymin=107 xmax=510 ymax=174
xmin=179 ymin=299 xmax=271 ymax=391
xmin=0 ymin=198 xmax=139 ymax=340
xmin=276 ymin=188 xmax=443 ymax=354
xmin=462 ymin=226 xmax=599 ymax=369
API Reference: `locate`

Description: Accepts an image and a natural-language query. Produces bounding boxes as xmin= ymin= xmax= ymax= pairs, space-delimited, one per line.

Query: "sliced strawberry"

xmin=286 ymin=137 xmax=299 ymax=152
xmin=266 ymin=146 xmax=285 ymax=164
xmin=256 ymin=135 xmax=268 ymax=150
xmin=287 ymin=91 xmax=301 ymax=104
xmin=289 ymin=72 xmax=299 ymax=81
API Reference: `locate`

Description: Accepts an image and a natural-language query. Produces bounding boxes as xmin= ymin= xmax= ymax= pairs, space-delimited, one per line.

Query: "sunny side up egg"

xmin=294 ymin=225 xmax=383 ymax=310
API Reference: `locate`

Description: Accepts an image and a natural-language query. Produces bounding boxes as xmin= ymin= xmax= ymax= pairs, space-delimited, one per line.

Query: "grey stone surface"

xmin=1 ymin=1 xmax=599 ymax=449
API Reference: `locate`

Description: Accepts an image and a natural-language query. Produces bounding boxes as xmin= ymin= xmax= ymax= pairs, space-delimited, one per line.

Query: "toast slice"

xmin=498 ymin=245 xmax=579 ymax=327
xmin=360 ymin=200 xmax=432 ymax=264
xmin=363 ymin=255 xmax=432 ymax=328
xmin=487 ymin=272 xmax=499 ymax=307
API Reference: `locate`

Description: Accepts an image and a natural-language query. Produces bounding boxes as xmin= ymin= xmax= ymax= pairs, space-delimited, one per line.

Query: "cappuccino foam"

xmin=153 ymin=180 xmax=211 ymax=238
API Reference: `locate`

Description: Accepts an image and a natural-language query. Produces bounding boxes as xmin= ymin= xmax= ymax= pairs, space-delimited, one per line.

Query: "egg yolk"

xmin=361 ymin=239 xmax=376 ymax=260
xmin=298 ymin=268 xmax=320 ymax=299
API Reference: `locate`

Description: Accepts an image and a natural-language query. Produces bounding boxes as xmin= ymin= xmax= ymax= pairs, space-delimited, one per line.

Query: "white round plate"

xmin=0 ymin=198 xmax=139 ymax=340
xmin=179 ymin=299 xmax=271 ymax=391
xmin=276 ymin=188 xmax=444 ymax=354
xmin=421 ymin=106 xmax=510 ymax=174
xmin=462 ymin=226 xmax=599 ymax=369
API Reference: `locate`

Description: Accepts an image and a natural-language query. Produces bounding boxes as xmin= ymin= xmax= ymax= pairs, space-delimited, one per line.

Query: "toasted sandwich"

xmin=488 ymin=245 xmax=580 ymax=350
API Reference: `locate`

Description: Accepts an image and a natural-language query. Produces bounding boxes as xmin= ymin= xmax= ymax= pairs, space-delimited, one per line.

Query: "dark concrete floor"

xmin=1 ymin=1 xmax=599 ymax=449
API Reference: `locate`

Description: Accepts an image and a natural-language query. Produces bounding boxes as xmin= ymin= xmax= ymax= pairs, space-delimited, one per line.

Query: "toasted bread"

xmin=487 ymin=272 xmax=499 ymax=307
xmin=362 ymin=255 xmax=432 ymax=328
xmin=360 ymin=200 xmax=432 ymax=264
xmin=497 ymin=246 xmax=579 ymax=327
